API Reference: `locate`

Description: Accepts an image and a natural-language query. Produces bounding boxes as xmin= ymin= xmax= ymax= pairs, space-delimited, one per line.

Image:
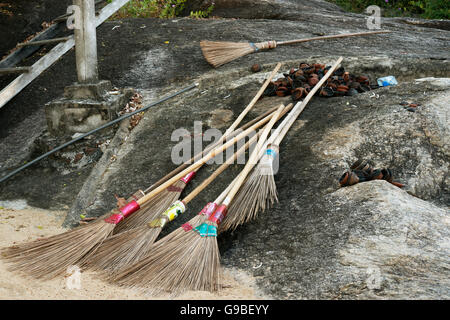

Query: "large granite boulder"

xmin=0 ymin=0 xmax=448 ymax=299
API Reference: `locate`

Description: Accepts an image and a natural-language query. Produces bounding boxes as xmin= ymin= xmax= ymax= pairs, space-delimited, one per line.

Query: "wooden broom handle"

xmin=274 ymin=61 xmax=342 ymax=146
xmin=223 ymin=104 xmax=285 ymax=206
xmin=271 ymin=57 xmax=343 ymax=148
xmin=182 ymin=128 xmax=262 ymax=204
xmin=143 ymin=64 xmax=282 ymax=194
xmin=142 ymin=103 xmax=293 ymax=194
xmin=137 ymin=104 xmax=287 ymax=206
xmin=211 ymin=101 xmax=291 ymax=206
xmin=143 ymin=105 xmax=277 ymax=193
xmin=277 ymin=30 xmax=391 ymax=46
xmin=224 ymin=63 xmax=281 ymax=136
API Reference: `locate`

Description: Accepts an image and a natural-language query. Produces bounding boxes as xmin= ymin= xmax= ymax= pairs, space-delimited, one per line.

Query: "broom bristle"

xmin=1 ymin=217 xmax=115 ymax=279
xmin=219 ymin=159 xmax=278 ymax=232
xmin=113 ymin=180 xmax=185 ymax=234
xmin=111 ymin=221 xmax=221 ymax=296
xmin=200 ymin=40 xmax=255 ymax=68
xmin=85 ymin=197 xmax=197 ymax=272
xmin=82 ymin=225 xmax=160 ymax=272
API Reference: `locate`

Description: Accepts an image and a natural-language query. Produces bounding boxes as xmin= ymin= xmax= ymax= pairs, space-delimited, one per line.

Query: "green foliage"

xmin=420 ymin=0 xmax=450 ymax=19
xmin=327 ymin=0 xmax=449 ymax=19
xmin=159 ymin=0 xmax=187 ymax=18
xmin=112 ymin=0 xmax=186 ymax=19
xmin=190 ymin=3 xmax=215 ymax=19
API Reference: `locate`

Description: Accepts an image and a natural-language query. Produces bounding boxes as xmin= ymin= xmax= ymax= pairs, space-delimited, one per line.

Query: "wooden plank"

xmin=0 ymin=0 xmax=131 ymax=109
xmin=0 ymin=37 xmax=75 ymax=109
xmin=17 ymin=36 xmax=72 ymax=47
xmin=95 ymin=0 xmax=130 ymax=26
xmin=75 ymin=0 xmax=99 ymax=82
xmin=0 ymin=67 xmax=31 ymax=74
xmin=0 ymin=23 xmax=65 ymax=69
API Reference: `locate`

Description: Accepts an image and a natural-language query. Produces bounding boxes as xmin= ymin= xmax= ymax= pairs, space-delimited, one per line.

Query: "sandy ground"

xmin=0 ymin=204 xmax=265 ymax=300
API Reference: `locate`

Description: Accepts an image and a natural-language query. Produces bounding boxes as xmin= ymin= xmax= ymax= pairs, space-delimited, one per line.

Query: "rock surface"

xmin=0 ymin=0 xmax=449 ymax=299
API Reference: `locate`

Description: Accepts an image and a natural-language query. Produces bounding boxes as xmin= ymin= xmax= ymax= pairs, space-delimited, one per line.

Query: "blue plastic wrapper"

xmin=377 ymin=76 xmax=398 ymax=87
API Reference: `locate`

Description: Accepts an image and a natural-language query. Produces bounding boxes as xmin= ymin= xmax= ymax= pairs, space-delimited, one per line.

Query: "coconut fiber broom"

xmin=201 ymin=30 xmax=390 ymax=67
xmin=111 ymin=104 xmax=285 ymax=295
xmin=0 ymin=98 xmax=282 ymax=280
xmin=107 ymin=104 xmax=294 ymax=276
xmin=0 ymin=118 xmax=261 ymax=280
xmin=132 ymin=177 xmax=236 ymax=263
xmin=220 ymin=57 xmax=344 ymax=232
xmin=83 ymin=126 xmax=263 ymax=272
xmin=113 ymin=104 xmax=285 ymax=235
xmin=112 ymin=63 xmax=282 ymax=235
xmin=112 ymin=101 xmax=294 ymax=235
xmin=112 ymin=171 xmax=196 ymax=235
xmin=0 ymin=63 xmax=283 ymax=280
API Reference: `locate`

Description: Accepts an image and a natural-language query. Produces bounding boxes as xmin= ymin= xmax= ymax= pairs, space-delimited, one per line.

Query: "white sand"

xmin=0 ymin=207 xmax=264 ymax=300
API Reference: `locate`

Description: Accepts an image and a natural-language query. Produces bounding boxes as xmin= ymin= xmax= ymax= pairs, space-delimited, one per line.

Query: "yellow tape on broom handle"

xmin=222 ymin=104 xmax=285 ymax=206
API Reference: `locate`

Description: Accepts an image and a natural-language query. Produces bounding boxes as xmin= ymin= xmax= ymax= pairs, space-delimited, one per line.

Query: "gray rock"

xmin=224 ymin=180 xmax=450 ymax=299
xmin=0 ymin=0 xmax=449 ymax=299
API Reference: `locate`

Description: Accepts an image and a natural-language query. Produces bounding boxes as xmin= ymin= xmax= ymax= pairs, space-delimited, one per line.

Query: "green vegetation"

xmin=109 ymin=0 xmax=447 ymax=20
xmin=109 ymin=0 xmax=214 ymax=19
xmin=190 ymin=4 xmax=215 ymax=19
xmin=327 ymin=0 xmax=449 ymax=19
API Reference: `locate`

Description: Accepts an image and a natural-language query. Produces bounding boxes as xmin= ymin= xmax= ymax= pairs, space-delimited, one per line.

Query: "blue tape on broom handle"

xmin=0 ymin=83 xmax=199 ymax=184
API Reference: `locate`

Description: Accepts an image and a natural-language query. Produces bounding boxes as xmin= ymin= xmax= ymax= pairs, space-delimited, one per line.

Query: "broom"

xmin=113 ymin=171 xmax=196 ymax=234
xmin=0 ymin=63 xmax=283 ymax=280
xmin=220 ymin=57 xmax=344 ymax=231
xmin=111 ymin=63 xmax=282 ymax=234
xmin=200 ymin=30 xmax=390 ymax=67
xmin=0 ymin=102 xmax=282 ymax=280
xmin=105 ymin=105 xmax=294 ymax=273
xmin=0 ymin=208 xmax=133 ymax=280
xmin=83 ymin=127 xmax=262 ymax=272
xmin=111 ymin=104 xmax=285 ymax=295
xmin=113 ymin=104 xmax=285 ymax=233
xmin=145 ymin=177 xmax=236 ymax=253
xmin=112 ymin=102 xmax=295 ymax=234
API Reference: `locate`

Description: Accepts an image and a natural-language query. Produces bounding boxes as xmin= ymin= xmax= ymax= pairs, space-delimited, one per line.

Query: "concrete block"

xmin=45 ymin=85 xmax=134 ymax=136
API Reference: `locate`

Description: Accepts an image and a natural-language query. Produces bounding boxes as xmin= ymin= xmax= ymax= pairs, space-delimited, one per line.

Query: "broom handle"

xmin=223 ymin=63 xmax=281 ymax=137
xmin=142 ymin=104 xmax=283 ymax=194
xmin=276 ymin=30 xmax=391 ymax=46
xmin=136 ymin=104 xmax=287 ymax=206
xmin=142 ymin=64 xmax=282 ymax=194
xmin=223 ymin=105 xmax=285 ymax=206
xmin=215 ymin=59 xmax=343 ymax=208
xmin=213 ymin=107 xmax=288 ymax=206
xmin=270 ymin=57 xmax=343 ymax=148
xmin=214 ymin=179 xmax=234 ymax=205
xmin=182 ymin=128 xmax=262 ymax=204
xmin=210 ymin=102 xmax=293 ymax=206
